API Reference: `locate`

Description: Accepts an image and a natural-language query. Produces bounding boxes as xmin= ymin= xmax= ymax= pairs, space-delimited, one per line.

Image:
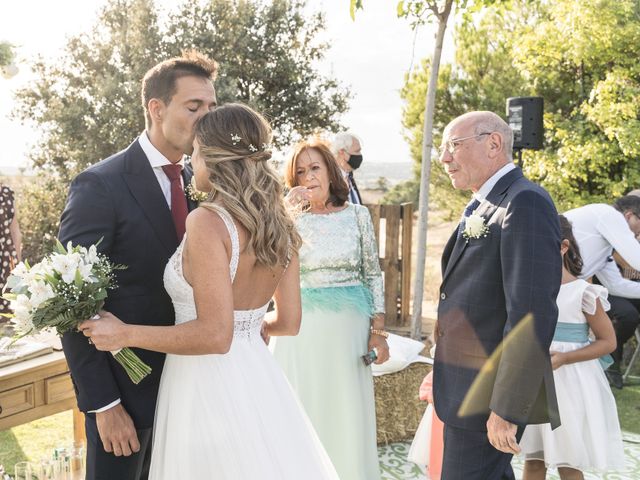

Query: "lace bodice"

xmin=163 ymin=205 xmax=268 ymax=342
xmin=296 ymin=204 xmax=384 ymax=313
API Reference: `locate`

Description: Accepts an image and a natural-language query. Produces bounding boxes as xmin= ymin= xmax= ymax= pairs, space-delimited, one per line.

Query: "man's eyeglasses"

xmin=439 ymin=132 xmax=492 ymax=156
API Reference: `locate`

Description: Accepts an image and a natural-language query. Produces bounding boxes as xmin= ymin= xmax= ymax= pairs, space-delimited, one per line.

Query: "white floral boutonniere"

xmin=462 ymin=212 xmax=489 ymax=241
xmin=185 ymin=177 xmax=210 ymax=203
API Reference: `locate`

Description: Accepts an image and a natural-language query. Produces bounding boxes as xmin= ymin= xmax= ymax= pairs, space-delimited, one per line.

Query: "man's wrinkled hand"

xmin=96 ymin=404 xmax=140 ymax=457
xmin=486 ymin=411 xmax=520 ymax=454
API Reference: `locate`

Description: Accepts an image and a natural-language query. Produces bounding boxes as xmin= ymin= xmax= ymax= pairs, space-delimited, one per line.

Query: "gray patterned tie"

xmin=457 ymin=198 xmax=481 ymax=239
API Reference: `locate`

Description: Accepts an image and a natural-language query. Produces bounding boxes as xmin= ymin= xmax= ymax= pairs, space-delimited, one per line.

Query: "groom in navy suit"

xmin=58 ymin=52 xmax=217 ymax=480
xmin=433 ymin=111 xmax=562 ymax=479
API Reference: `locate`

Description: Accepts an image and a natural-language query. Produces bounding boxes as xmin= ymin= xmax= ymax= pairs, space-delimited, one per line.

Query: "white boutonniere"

xmin=462 ymin=212 xmax=489 ymax=241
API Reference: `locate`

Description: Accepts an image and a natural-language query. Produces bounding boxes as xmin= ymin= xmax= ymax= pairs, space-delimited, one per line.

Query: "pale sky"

xmin=0 ymin=0 xmax=449 ymax=174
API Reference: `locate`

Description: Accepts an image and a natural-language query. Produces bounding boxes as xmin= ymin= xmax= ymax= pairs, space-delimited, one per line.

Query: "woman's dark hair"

xmin=559 ymin=214 xmax=583 ymax=277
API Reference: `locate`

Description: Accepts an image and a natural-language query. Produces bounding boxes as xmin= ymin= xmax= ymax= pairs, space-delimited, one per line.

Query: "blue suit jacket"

xmin=433 ymin=168 xmax=562 ymax=431
xmin=58 ymin=139 xmax=198 ymax=428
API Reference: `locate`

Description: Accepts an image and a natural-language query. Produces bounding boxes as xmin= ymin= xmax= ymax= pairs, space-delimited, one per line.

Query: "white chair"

xmin=623 ymin=327 xmax=640 ymax=383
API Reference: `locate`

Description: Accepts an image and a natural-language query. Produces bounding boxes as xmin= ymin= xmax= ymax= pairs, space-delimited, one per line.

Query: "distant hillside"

xmin=352 ymin=161 xmax=413 ymax=189
xmin=1 ymin=161 xmax=415 ymax=191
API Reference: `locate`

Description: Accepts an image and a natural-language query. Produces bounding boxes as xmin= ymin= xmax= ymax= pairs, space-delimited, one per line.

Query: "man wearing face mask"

xmin=332 ymin=132 xmax=364 ymax=205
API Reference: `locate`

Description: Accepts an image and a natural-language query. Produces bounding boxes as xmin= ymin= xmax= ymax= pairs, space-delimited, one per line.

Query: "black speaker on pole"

xmin=506 ymin=97 xmax=544 ymax=150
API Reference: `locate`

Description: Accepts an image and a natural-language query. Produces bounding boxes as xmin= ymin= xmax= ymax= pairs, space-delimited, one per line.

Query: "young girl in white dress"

xmin=520 ymin=215 xmax=624 ymax=479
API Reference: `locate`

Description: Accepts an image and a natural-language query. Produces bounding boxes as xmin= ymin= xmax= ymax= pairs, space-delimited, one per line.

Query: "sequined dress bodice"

xmin=163 ymin=205 xmax=268 ymax=342
xmin=296 ymin=204 xmax=384 ymax=313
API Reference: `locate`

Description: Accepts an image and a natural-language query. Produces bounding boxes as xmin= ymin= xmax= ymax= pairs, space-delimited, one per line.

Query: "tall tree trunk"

xmin=410 ymin=0 xmax=453 ymax=340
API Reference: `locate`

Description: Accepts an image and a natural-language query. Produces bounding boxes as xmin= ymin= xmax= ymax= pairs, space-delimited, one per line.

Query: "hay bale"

xmin=374 ymin=362 xmax=432 ymax=445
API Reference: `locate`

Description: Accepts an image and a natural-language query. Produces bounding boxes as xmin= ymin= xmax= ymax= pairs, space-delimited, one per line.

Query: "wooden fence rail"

xmin=366 ymin=203 xmax=413 ymax=328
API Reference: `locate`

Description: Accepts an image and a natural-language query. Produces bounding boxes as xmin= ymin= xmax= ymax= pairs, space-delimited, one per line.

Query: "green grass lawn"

xmin=613 ymin=382 xmax=640 ymax=434
xmin=0 ymin=410 xmax=74 ymax=476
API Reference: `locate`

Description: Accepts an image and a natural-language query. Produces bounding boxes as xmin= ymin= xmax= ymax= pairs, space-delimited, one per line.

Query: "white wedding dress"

xmin=149 ymin=206 xmax=339 ymax=479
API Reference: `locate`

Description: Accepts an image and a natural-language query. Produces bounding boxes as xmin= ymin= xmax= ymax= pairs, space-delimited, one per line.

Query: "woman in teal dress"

xmin=271 ymin=138 xmax=389 ymax=480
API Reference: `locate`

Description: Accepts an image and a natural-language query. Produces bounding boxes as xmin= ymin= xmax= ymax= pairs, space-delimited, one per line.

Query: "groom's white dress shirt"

xmin=565 ymin=203 xmax=640 ymax=298
xmin=139 ymin=131 xmax=186 ymax=207
xmin=89 ymin=132 xmax=186 ymax=413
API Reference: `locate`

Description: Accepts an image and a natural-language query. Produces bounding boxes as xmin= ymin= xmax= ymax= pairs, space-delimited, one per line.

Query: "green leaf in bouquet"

xmin=4 ymin=280 xmax=28 ymax=296
xmin=94 ymin=289 xmax=108 ymax=301
xmin=5 ymin=274 xmax=24 ymax=290
xmin=74 ymin=269 xmax=84 ymax=287
xmin=44 ymin=273 xmax=60 ymax=287
xmin=55 ymin=239 xmax=68 ymax=255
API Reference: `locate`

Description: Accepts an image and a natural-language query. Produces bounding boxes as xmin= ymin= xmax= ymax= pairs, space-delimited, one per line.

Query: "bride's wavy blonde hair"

xmin=194 ymin=103 xmax=301 ymax=268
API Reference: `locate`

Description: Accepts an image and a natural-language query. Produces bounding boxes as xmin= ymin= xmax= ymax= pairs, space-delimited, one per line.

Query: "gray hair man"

xmin=332 ymin=132 xmax=363 ymax=205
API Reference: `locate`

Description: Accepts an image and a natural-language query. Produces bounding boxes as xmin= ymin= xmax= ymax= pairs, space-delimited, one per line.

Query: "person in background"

xmin=564 ymin=195 xmax=640 ymax=389
xmin=520 ymin=215 xmax=624 ymax=479
xmin=271 ymin=138 xmax=389 ymax=480
xmin=0 ymin=184 xmax=21 ymax=316
xmin=332 ymin=132 xmax=364 ymax=205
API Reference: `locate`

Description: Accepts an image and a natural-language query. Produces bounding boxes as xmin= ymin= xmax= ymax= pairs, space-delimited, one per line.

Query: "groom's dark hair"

xmin=142 ymin=50 xmax=218 ymax=127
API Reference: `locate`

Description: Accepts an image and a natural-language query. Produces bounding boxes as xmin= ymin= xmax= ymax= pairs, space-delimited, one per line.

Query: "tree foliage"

xmin=400 ymin=0 xmax=640 ymax=212
xmin=164 ymin=0 xmax=349 ymax=145
xmin=13 ymin=0 xmax=349 ymax=180
xmin=11 ymin=0 xmax=349 ymax=262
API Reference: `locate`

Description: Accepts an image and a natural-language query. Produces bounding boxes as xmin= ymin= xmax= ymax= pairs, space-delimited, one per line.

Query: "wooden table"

xmin=0 ymin=350 xmax=85 ymax=443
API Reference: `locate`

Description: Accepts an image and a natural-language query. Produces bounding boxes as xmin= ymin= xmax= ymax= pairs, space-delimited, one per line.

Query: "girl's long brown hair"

xmin=559 ymin=214 xmax=583 ymax=277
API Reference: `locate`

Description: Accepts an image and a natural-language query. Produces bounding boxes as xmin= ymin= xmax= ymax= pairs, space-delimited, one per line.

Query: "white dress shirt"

xmin=138 ymin=131 xmax=186 ymax=207
xmin=90 ymin=132 xmax=185 ymax=414
xmin=564 ymin=203 xmax=640 ymax=298
xmin=473 ymin=162 xmax=516 ymax=202
xmin=341 ymin=169 xmax=361 ymax=205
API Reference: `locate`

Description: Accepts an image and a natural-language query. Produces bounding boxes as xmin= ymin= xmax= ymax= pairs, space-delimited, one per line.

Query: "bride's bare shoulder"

xmin=185 ymin=206 xmax=229 ymax=241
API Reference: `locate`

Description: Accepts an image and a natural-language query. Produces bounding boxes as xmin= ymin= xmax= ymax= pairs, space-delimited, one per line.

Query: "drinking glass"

xmin=68 ymin=442 xmax=86 ymax=478
xmin=14 ymin=462 xmax=31 ymax=480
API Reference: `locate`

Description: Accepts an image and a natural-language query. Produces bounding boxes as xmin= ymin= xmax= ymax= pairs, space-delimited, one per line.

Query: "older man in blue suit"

xmin=433 ymin=111 xmax=562 ymax=479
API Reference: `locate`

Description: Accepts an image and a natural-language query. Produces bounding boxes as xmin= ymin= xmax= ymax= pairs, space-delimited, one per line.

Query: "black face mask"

xmin=347 ymin=154 xmax=363 ymax=170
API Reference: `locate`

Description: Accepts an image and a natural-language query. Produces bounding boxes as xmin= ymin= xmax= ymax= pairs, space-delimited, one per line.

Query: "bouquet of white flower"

xmin=2 ymin=240 xmax=152 ymax=384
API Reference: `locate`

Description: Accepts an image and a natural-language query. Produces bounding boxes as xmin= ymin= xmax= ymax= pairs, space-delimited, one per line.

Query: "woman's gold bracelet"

xmin=370 ymin=328 xmax=389 ymax=338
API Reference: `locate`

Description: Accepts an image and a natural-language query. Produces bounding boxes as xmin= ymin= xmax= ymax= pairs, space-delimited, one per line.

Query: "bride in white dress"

xmin=79 ymin=103 xmax=339 ymax=479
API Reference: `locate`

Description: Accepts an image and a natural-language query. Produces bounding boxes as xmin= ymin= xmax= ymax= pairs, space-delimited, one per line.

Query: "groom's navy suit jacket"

xmin=433 ymin=167 xmax=562 ymax=432
xmin=59 ymin=139 xmax=197 ymax=429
